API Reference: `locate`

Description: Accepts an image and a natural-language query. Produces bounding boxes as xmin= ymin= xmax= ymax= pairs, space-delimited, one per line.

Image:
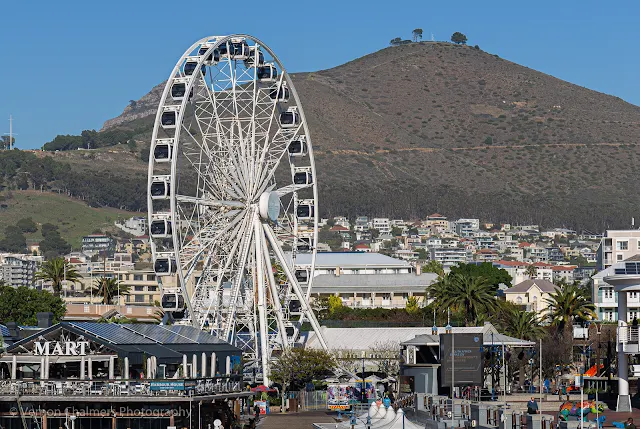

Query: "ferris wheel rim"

xmin=147 ymin=34 xmax=320 ymax=324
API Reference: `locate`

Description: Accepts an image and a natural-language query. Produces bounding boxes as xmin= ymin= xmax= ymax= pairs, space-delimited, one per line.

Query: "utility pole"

xmin=9 ymin=115 xmax=12 ymax=149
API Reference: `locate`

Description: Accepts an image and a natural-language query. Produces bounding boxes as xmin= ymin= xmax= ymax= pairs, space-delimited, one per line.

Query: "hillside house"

xmin=504 ymin=279 xmax=558 ymax=315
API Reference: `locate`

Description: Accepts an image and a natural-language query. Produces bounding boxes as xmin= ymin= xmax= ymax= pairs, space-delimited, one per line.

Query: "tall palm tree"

xmin=544 ymin=282 xmax=596 ymax=330
xmin=500 ymin=306 xmax=546 ymax=387
xmin=525 ymin=264 xmax=538 ymax=278
xmin=426 ymin=273 xmax=497 ymax=326
xmin=34 ymin=257 xmax=83 ymax=297
xmin=89 ymin=277 xmax=130 ymax=304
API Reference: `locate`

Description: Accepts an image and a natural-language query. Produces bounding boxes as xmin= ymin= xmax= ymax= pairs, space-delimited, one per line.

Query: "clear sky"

xmin=0 ymin=0 xmax=637 ymax=149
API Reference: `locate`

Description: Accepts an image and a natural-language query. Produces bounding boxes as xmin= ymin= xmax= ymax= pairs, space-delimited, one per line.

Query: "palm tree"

xmin=525 ymin=264 xmax=537 ymax=278
xmin=500 ymin=306 xmax=546 ymax=387
xmin=35 ymin=257 xmax=83 ymax=297
xmin=544 ymin=282 xmax=596 ymax=330
xmin=89 ymin=277 xmax=130 ymax=304
xmin=426 ymin=273 xmax=497 ymax=326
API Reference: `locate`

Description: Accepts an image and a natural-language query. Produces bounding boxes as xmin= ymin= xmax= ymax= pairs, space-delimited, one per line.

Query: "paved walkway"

xmin=260 ymin=411 xmax=337 ymax=429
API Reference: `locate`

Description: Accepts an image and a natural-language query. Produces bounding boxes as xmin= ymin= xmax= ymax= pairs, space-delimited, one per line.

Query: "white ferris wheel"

xmin=147 ymin=35 xmax=327 ymax=384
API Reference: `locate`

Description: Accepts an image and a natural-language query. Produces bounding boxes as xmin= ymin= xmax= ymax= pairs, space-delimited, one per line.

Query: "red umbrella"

xmin=251 ymin=385 xmax=277 ymax=393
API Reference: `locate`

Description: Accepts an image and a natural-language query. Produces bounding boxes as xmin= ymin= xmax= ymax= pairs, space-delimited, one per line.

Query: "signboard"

xmin=150 ymin=380 xmax=185 ymax=391
xmin=439 ymin=333 xmax=483 ymax=387
xmin=254 ymin=400 xmax=269 ymax=415
xmin=34 ymin=341 xmax=90 ymax=356
xmin=399 ymin=375 xmax=415 ymax=394
xmin=327 ymin=384 xmax=353 ymax=410
xmin=354 ymin=379 xmax=376 ymax=402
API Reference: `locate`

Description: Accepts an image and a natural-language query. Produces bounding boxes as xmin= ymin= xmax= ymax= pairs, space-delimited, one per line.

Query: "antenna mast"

xmin=9 ymin=115 xmax=12 ymax=150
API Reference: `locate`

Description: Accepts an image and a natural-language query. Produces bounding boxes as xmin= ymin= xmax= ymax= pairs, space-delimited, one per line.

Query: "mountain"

xmin=68 ymin=42 xmax=640 ymax=230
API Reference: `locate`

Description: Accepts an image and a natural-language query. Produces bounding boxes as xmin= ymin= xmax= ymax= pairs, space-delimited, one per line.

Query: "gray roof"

xmin=0 ymin=324 xmax=8 ymax=337
xmin=295 ymin=252 xmax=411 ymax=267
xmin=504 ymin=279 xmax=558 ymax=294
xmin=303 ymin=323 xmax=534 ymax=351
xmin=402 ymin=332 xmax=535 ymax=347
xmin=310 ymin=273 xmax=437 ymax=292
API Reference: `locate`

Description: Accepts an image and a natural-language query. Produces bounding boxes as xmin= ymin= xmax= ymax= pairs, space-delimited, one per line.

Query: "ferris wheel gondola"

xmin=147 ymin=34 xmax=327 ymax=384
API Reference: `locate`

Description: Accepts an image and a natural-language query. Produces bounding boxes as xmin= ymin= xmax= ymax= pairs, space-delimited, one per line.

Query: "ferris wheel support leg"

xmin=259 ymin=227 xmax=289 ymax=348
xmin=263 ymin=224 xmax=329 ymax=351
xmin=254 ymin=216 xmax=271 ymax=386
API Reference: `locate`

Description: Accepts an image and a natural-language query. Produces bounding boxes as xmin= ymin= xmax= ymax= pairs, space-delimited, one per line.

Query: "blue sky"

xmin=0 ymin=0 xmax=637 ymax=149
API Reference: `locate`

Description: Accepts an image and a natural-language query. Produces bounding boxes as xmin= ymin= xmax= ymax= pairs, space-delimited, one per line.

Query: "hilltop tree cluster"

xmin=390 ymin=29 xmax=468 ymax=46
xmin=43 ymin=128 xmax=137 ymax=151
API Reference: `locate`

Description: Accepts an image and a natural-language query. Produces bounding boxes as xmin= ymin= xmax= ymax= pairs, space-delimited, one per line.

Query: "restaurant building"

xmin=0 ymin=317 xmax=250 ymax=429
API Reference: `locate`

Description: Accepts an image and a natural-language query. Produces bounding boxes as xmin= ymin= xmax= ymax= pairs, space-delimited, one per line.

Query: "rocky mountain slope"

xmin=89 ymin=42 xmax=640 ymax=229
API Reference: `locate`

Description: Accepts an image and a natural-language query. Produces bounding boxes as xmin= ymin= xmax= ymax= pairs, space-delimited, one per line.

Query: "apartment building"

xmin=455 ymin=219 xmax=480 ymax=238
xmin=0 ymin=254 xmax=41 ymax=288
xmin=429 ymin=247 xmax=468 ymax=268
xmin=81 ymin=235 xmax=115 ymax=257
xmin=591 ymin=262 xmax=640 ymax=322
xmin=596 ymin=230 xmax=640 ymax=270
xmin=372 ymin=218 xmax=391 ymax=234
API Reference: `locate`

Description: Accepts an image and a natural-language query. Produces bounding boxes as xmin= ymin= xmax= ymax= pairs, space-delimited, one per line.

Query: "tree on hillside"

xmin=449 ymin=262 xmax=511 ymax=290
xmin=0 ymin=225 xmax=27 ymax=253
xmin=16 ymin=217 xmax=37 ymax=233
xmin=40 ymin=228 xmax=71 ymax=258
xmin=412 ymin=28 xmax=423 ymax=42
xmin=89 ymin=277 xmax=130 ymax=304
xmin=389 ymin=37 xmax=402 ymax=46
xmin=35 ymin=257 xmax=83 ymax=297
xmin=0 ymin=284 xmax=66 ymax=326
xmin=1 ymin=136 xmax=15 ymax=150
xmin=451 ymin=32 xmax=468 ymax=45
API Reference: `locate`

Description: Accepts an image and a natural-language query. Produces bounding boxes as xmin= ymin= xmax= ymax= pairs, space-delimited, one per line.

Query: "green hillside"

xmin=0 ymin=191 xmax=138 ymax=249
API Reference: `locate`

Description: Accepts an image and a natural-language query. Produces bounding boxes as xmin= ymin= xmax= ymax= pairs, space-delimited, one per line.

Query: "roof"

xmin=427 ymin=213 xmax=446 ymax=219
xmin=551 ymin=265 xmax=576 ymax=271
xmin=494 ymin=260 xmax=528 ymax=268
xmin=401 ymin=331 xmax=534 ymax=347
xmin=504 ymin=279 xmax=558 ymax=294
xmin=5 ymin=322 xmax=240 ymax=360
xmin=518 ymin=242 xmax=532 ymax=248
xmin=294 ymin=252 xmax=411 ymax=268
xmin=330 ymin=225 xmax=350 ymax=231
xmin=310 ymin=273 xmax=437 ymax=292
xmin=303 ymin=324 xmax=534 ymax=351
xmin=0 ymin=324 xmax=9 ymax=337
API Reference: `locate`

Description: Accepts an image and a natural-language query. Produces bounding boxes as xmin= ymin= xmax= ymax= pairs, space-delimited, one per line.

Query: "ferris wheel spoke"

xmin=175 ymin=194 xmax=244 ymax=208
xmin=275 ymin=183 xmax=313 ymax=197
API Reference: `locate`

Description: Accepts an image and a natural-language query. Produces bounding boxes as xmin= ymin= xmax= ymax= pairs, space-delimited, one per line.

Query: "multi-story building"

xmin=596 ymin=230 xmax=640 ymax=270
xmin=455 ymin=219 xmax=480 ymax=238
xmin=504 ymin=279 xmax=558 ymax=315
xmin=114 ymin=216 xmax=147 ymax=236
xmin=0 ymin=254 xmax=41 ymax=288
xmin=354 ymin=216 xmax=369 ymax=232
xmin=372 ymin=218 xmax=391 ymax=234
xmin=424 ymin=213 xmax=448 ymax=231
xmin=591 ymin=262 xmax=640 ymax=322
xmin=81 ymin=235 xmax=115 ymax=257
xmin=429 ymin=247 xmax=468 ymax=267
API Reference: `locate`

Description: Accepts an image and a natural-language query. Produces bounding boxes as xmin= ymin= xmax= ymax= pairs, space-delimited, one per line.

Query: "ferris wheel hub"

xmin=258 ymin=191 xmax=281 ymax=221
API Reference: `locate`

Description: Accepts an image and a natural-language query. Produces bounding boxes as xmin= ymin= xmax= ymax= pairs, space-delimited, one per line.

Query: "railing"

xmin=618 ymin=325 xmax=640 ymax=353
xmin=0 ymin=376 xmax=244 ymax=398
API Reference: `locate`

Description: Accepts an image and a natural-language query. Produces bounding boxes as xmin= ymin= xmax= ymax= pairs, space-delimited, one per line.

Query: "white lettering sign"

xmin=33 ymin=341 xmax=91 ymax=356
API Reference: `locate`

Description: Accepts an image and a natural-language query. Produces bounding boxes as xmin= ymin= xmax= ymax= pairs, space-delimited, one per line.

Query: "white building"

xmin=0 ymin=254 xmax=42 ymax=288
xmin=591 ymin=261 xmax=640 ymax=322
xmin=429 ymin=247 xmax=468 ymax=267
xmin=372 ymin=218 xmax=391 ymax=234
xmin=455 ymin=219 xmax=480 ymax=237
xmin=114 ymin=216 xmax=147 ymax=236
xmin=596 ymin=230 xmax=640 ymax=271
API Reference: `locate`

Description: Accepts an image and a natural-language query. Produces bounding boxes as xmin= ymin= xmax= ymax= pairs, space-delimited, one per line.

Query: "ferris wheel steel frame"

xmin=147 ymin=34 xmax=327 ymax=384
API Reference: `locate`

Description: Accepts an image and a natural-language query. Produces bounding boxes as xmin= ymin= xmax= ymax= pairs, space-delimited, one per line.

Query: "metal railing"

xmin=0 ymin=376 xmax=244 ymax=397
xmin=618 ymin=325 xmax=640 ymax=346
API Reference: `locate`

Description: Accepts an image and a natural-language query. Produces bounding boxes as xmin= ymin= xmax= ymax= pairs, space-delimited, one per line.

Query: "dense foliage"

xmin=270 ymin=348 xmax=336 ymax=391
xmin=89 ymin=277 xmax=130 ymax=304
xmin=0 ymin=284 xmax=66 ymax=326
xmin=35 ymin=257 xmax=83 ymax=297
xmin=39 ymin=224 xmax=72 ymax=258
xmin=449 ymin=262 xmax=512 ymax=291
xmin=43 ymin=129 xmax=137 ymax=151
xmin=0 ymin=225 xmax=26 ymax=253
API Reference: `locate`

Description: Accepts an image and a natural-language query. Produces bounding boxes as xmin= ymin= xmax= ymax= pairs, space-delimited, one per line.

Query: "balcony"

xmin=0 ymin=376 xmax=244 ymax=400
xmin=618 ymin=326 xmax=640 ymax=354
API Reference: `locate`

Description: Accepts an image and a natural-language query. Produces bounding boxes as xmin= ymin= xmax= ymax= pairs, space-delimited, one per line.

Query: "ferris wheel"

xmin=147 ymin=35 xmax=327 ymax=384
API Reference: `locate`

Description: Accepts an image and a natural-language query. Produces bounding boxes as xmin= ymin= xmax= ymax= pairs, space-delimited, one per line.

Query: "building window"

xmin=604 ymin=289 xmax=613 ymax=299
xmin=135 ymin=286 xmax=144 ymax=292
xmin=147 ymin=274 xmax=156 ymax=281
xmin=133 ymin=274 xmax=144 ymax=281
xmin=516 ymin=297 xmax=523 ymax=304
xmin=148 ymin=286 xmax=157 ymax=292
xmin=617 ymin=241 xmax=629 ymax=251
xmin=135 ymin=295 xmax=144 ymax=303
xmin=617 ymin=254 xmax=624 ymax=261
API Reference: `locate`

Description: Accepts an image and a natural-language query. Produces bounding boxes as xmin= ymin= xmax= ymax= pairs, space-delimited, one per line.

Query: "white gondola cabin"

xmin=245 ymin=47 xmax=264 ymax=67
xmin=293 ymin=169 xmax=313 ymax=185
xmin=256 ymin=64 xmax=277 ymax=82
xmin=296 ymin=201 xmax=314 ymax=219
xmin=288 ymin=138 xmax=307 ymax=157
xmin=161 ymin=111 xmax=177 ymax=129
xmin=161 ymin=290 xmax=185 ymax=311
xmin=198 ymin=45 xmax=219 ymax=65
xmin=153 ymin=140 xmax=173 ymax=162
xmin=150 ymin=219 xmax=172 ymax=238
xmin=154 ymin=254 xmax=177 ymax=276
xmin=184 ymin=61 xmax=206 ymax=76
xmin=150 ymin=175 xmax=171 ymax=200
xmin=279 ymin=108 xmax=300 ymax=128
xmin=269 ymin=84 xmax=290 ymax=102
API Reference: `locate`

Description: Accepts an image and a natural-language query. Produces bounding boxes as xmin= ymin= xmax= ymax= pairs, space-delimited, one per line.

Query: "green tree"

xmin=405 ymin=296 xmax=420 ymax=314
xmin=34 ymin=257 xmax=83 ymax=297
xmin=328 ymin=295 xmax=343 ymax=315
xmin=421 ymin=260 xmax=444 ymax=277
xmin=127 ymin=140 xmax=138 ymax=152
xmin=89 ymin=277 xmax=130 ymax=304
xmin=426 ymin=273 xmax=498 ymax=326
xmin=389 ymin=37 xmax=402 ymax=46
xmin=451 ymin=32 xmax=468 ymax=45
xmin=1 ymin=135 xmax=15 ymax=150
xmin=544 ymin=283 xmax=596 ymax=330
xmin=41 ymin=223 xmax=59 ymax=237
xmin=270 ymin=348 xmax=336 ymax=394
xmin=16 ymin=217 xmax=37 ymax=233
xmin=416 ymin=248 xmax=428 ymax=261
xmin=40 ymin=229 xmax=72 ymax=258
xmin=0 ymin=284 xmax=66 ymax=325
xmin=525 ymin=264 xmax=538 ymax=278
xmin=0 ymin=225 xmax=26 ymax=253
xmin=449 ymin=262 xmax=511 ymax=290
xmin=412 ymin=28 xmax=423 ymax=42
